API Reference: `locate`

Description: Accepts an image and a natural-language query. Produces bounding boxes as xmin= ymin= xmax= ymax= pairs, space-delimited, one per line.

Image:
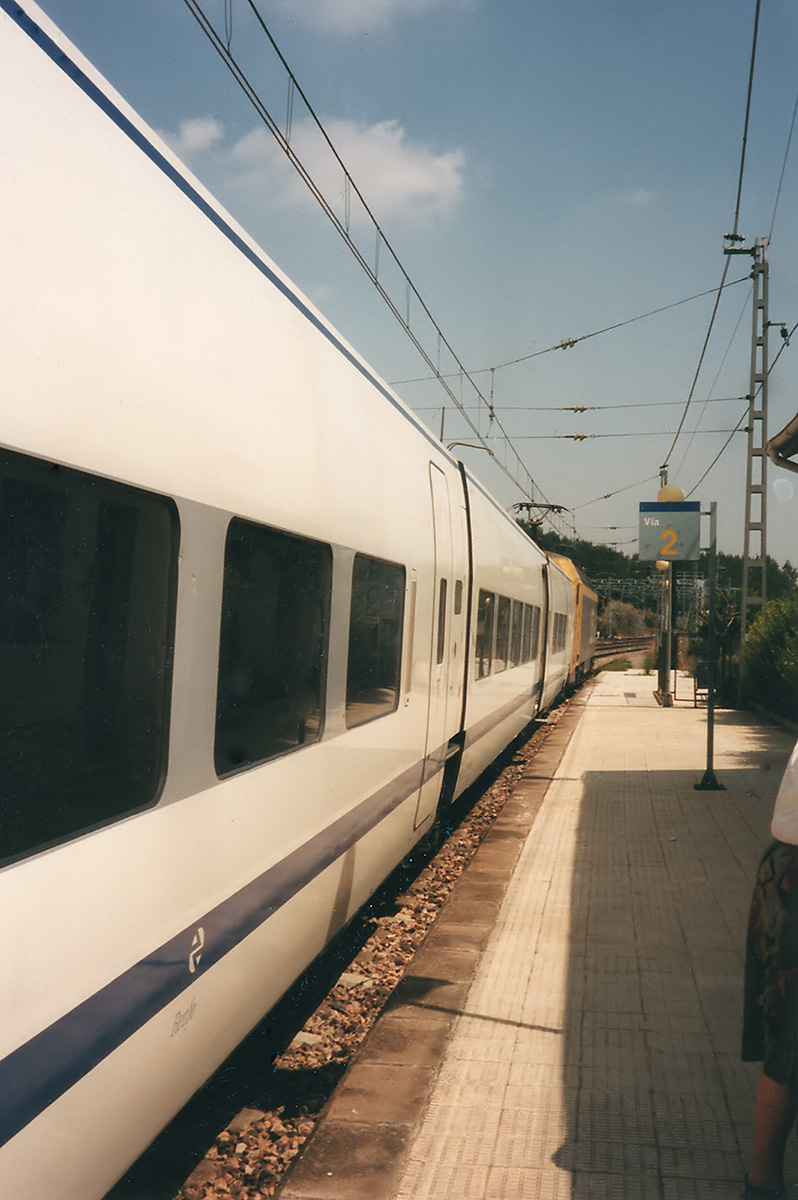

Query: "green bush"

xmin=742 ymin=592 xmax=798 ymax=722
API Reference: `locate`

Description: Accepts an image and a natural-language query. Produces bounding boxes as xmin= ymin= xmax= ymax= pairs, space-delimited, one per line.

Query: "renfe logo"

xmin=171 ymin=998 xmax=197 ymax=1037
xmin=189 ymin=927 xmax=205 ymax=974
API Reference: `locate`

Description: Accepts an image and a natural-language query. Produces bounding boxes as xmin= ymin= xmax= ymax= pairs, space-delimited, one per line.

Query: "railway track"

xmin=102 ymin=696 xmax=578 ymax=1200
xmin=594 ymin=635 xmax=655 ymax=661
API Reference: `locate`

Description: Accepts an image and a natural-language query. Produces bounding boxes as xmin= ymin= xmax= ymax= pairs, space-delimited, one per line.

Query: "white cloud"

xmin=227 ymin=116 xmax=466 ymax=225
xmin=621 ymin=188 xmax=657 ymax=208
xmin=159 ymin=111 xmax=466 ymax=227
xmin=266 ymin=0 xmax=476 ymax=35
xmin=163 ymin=116 xmax=225 ymax=158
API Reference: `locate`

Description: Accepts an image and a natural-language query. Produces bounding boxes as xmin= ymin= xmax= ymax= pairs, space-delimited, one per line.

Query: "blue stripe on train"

xmin=0 ymin=690 xmax=530 ymax=1146
xmin=0 ymin=755 xmax=428 ymax=1149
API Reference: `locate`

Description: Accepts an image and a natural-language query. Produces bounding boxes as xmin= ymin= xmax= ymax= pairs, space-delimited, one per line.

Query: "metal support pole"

xmin=671 ymin=561 xmax=678 ymax=702
xmin=662 ymin=565 xmax=673 ymax=706
xmin=738 ymin=239 xmax=769 ymax=643
xmin=656 ymin=466 xmax=674 ymax=706
xmin=696 ymin=502 xmax=725 ymax=790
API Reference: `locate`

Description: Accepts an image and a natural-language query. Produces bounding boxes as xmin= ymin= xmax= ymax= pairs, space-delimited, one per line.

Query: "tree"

xmin=711 ymin=551 xmax=797 ymax=601
xmin=692 ymin=589 xmax=741 ymax=706
xmin=520 ymin=526 xmax=650 ymax=583
xmin=741 ymin=592 xmax=798 ymax=723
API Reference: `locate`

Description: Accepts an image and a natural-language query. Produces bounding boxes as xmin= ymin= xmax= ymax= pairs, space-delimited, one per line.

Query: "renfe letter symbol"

xmin=189 ymin=927 xmax=205 ymax=974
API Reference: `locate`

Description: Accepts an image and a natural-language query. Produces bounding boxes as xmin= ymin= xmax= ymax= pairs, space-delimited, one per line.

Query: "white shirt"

xmin=770 ymin=739 xmax=798 ymax=845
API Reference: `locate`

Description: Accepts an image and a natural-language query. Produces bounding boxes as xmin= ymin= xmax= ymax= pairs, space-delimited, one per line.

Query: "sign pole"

xmin=695 ymin=502 xmax=725 ymax=791
xmin=662 ymin=564 xmax=673 ymax=707
xmin=638 ymin=498 xmax=699 ymax=707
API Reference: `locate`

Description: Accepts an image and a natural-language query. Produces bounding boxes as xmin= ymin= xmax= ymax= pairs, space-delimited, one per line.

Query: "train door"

xmin=537 ymin=560 xmax=551 ymax=715
xmin=414 ymin=463 xmax=456 ymax=828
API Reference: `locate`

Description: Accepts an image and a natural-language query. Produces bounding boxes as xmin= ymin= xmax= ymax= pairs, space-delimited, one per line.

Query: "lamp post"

xmin=654 ymin=483 xmax=685 ymax=705
xmin=655 ymin=558 xmax=672 ymax=704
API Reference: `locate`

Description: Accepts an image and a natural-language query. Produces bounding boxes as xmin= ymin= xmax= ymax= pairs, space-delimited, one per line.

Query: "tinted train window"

xmin=510 ymin=601 xmax=523 ymax=667
xmin=475 ymin=590 xmax=493 ymax=679
xmin=527 ymin=604 xmax=541 ymax=662
xmin=494 ymin=596 xmax=511 ymax=672
xmin=215 ymin=520 xmax=331 ymax=775
xmin=346 ymin=554 xmax=405 ymax=728
xmin=436 ymin=578 xmax=448 ymax=665
xmin=0 ymin=448 xmax=178 ymax=865
xmin=553 ymin=612 xmax=568 ymax=654
xmin=521 ymin=605 xmax=532 ymax=663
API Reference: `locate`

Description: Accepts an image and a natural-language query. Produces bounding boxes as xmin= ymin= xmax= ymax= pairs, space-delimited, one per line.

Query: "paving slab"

xmin=278 ymin=672 xmax=797 ymax=1200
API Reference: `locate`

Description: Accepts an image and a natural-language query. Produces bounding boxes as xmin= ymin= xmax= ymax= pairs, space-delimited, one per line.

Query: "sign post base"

xmin=695 ymin=770 xmax=726 ymax=792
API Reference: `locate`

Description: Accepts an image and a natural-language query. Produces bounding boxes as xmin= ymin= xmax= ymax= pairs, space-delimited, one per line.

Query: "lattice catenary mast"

xmin=724 ymin=234 xmax=770 ymax=642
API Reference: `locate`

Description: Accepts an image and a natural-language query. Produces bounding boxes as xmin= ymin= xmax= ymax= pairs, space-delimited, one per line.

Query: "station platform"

xmin=278 ymin=670 xmax=798 ymax=1200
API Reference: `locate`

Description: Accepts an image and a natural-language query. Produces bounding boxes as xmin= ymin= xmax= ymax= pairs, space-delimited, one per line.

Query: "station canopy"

xmin=768 ymin=412 xmax=798 ymax=475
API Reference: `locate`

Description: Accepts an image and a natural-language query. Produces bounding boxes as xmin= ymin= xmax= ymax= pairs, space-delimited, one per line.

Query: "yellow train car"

xmin=547 ymin=553 xmax=598 ymax=684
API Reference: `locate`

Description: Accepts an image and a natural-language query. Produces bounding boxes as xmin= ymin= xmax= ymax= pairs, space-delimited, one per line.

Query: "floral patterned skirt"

xmin=742 ymin=840 xmax=798 ymax=1084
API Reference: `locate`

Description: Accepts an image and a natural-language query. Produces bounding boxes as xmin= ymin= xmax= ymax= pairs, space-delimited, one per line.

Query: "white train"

xmin=0 ymin=4 xmax=594 ymax=1196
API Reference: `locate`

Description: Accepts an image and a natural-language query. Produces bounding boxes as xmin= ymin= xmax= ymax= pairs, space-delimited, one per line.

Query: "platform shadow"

xmin=549 ymin=725 xmax=795 ymax=1197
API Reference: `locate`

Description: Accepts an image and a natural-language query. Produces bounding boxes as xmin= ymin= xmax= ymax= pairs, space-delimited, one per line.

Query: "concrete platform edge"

xmin=276 ymin=689 xmax=591 ymax=1200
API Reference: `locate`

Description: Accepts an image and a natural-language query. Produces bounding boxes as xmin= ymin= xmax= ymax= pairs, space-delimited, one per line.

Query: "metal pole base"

xmin=695 ymin=771 xmax=725 ymax=791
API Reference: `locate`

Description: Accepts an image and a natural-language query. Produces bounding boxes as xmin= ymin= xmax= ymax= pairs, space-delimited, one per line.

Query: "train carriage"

xmin=0 ymin=4 xmax=594 ymax=1196
xmin=548 ymin=553 xmax=599 ymax=685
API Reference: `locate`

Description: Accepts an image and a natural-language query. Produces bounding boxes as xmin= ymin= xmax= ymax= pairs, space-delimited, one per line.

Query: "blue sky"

xmin=30 ymin=0 xmax=798 ymax=566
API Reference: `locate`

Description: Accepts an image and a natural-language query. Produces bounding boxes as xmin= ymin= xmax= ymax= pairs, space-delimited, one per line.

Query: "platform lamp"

xmin=655 ymin=483 xmax=685 ymax=705
xmin=655 ymin=558 xmax=672 ymax=704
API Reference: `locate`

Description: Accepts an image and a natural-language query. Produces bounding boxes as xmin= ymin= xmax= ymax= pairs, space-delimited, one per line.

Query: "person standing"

xmin=743 ymin=739 xmax=798 ymax=1198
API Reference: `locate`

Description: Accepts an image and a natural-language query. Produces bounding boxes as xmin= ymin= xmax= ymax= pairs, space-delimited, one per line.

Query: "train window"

xmin=552 ymin=612 xmax=567 ymax=654
xmin=454 ymin=579 xmax=463 ymax=615
xmin=436 ymin=578 xmax=448 ymax=665
xmin=346 ymin=554 xmax=405 ymax=728
xmin=0 ymin=448 xmax=178 ymax=866
xmin=494 ymin=596 xmax=511 ymax=672
xmin=528 ymin=605 xmax=542 ymax=661
xmin=215 ymin=520 xmax=331 ymax=775
xmin=509 ymin=601 xmax=523 ymax=668
xmin=475 ymin=590 xmax=494 ymax=679
xmin=521 ymin=605 xmax=532 ymax=663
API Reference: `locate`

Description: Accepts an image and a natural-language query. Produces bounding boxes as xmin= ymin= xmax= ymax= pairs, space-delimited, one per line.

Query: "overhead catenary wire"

xmin=661 ymin=255 xmax=734 ymax=467
xmin=179 ymin=0 xmax=568 ymax=529
xmin=686 ymin=19 xmax=796 ymax=501
xmin=178 ymin=0 xmax=785 ymax=539
xmin=512 ymin=429 xmax=745 ymax=441
xmin=528 ymin=0 xmax=772 ymax=521
xmin=685 ymin=410 xmax=750 ymax=499
xmin=390 ymin=277 xmax=749 ymax=386
xmin=769 ymin=82 xmax=798 ymax=241
xmin=663 ymin=0 xmax=761 ymax=470
xmin=673 ymin=283 xmax=753 ymax=478
xmin=686 ymin=316 xmax=798 ymax=497
xmin=412 ymin=395 xmax=748 ymax=414
xmin=574 ymin=474 xmax=661 ymax=511
xmin=732 ymin=0 xmax=762 ymax=242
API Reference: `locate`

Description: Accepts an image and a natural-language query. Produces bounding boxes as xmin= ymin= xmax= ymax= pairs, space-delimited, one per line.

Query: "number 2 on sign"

xmin=660 ymin=528 xmax=678 ymax=556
